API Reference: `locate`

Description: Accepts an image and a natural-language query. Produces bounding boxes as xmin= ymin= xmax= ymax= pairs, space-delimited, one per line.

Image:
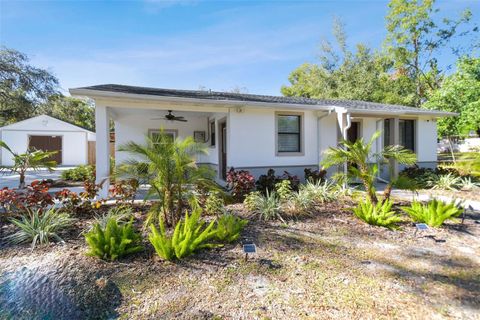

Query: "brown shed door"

xmin=29 ymin=135 xmax=62 ymax=164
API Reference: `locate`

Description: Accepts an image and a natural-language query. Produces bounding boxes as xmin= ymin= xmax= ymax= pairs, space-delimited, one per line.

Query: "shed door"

xmin=29 ymin=135 xmax=62 ymax=164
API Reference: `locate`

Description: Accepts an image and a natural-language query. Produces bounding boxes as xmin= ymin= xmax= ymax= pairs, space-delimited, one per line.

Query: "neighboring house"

xmin=0 ymin=115 xmax=96 ymax=166
xmin=70 ymin=84 xmax=455 ymax=198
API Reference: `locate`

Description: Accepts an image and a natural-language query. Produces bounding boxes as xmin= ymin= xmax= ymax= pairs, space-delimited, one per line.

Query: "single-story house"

xmin=0 ymin=115 xmax=96 ymax=166
xmin=70 ymin=84 xmax=454 ymax=198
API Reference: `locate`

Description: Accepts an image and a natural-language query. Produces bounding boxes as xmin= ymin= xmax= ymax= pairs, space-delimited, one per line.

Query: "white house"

xmin=70 ymin=84 xmax=455 ymax=198
xmin=0 ymin=115 xmax=95 ymax=166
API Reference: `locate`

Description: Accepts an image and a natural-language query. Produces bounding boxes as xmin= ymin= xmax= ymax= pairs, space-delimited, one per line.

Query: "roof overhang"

xmin=69 ymin=88 xmax=457 ymax=118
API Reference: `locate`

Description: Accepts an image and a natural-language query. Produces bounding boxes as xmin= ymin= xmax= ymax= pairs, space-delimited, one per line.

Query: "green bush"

xmin=301 ymin=180 xmax=338 ymax=204
xmin=6 ymin=208 xmax=76 ymax=249
xmin=85 ymin=217 xmax=143 ymax=261
xmin=61 ymin=165 xmax=95 ymax=181
xmin=215 ymin=213 xmax=248 ymax=243
xmin=149 ymin=208 xmax=220 ymax=261
xmin=401 ymin=199 xmax=464 ymax=227
xmin=244 ymin=190 xmax=284 ymax=222
xmin=275 ymin=180 xmax=293 ymax=202
xmin=204 ymin=192 xmax=225 ymax=216
xmin=352 ymin=199 xmax=402 ymax=230
xmin=427 ymin=173 xmax=462 ymax=190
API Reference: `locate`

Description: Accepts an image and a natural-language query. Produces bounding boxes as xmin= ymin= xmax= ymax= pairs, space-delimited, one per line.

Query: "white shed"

xmin=0 ymin=115 xmax=95 ymax=166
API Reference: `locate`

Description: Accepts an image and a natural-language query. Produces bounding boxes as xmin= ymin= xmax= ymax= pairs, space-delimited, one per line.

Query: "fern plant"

xmin=401 ymin=199 xmax=464 ymax=227
xmin=7 ymin=208 xmax=75 ymax=249
xmin=215 ymin=213 xmax=248 ymax=243
xmin=352 ymin=199 xmax=402 ymax=230
xmin=85 ymin=217 xmax=143 ymax=261
xmin=149 ymin=208 xmax=220 ymax=261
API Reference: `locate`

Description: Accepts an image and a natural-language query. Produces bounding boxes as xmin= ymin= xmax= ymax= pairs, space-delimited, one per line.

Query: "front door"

xmin=29 ymin=135 xmax=62 ymax=164
xmin=347 ymin=122 xmax=360 ymax=143
xmin=219 ymin=121 xmax=227 ymax=180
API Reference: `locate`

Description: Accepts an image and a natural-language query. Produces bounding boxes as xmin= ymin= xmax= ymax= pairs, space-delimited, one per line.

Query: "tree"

xmin=423 ymin=56 xmax=480 ymax=138
xmin=281 ymin=18 xmax=412 ymax=106
xmin=321 ymin=131 xmax=417 ymax=205
xmin=117 ymin=131 xmax=217 ymax=226
xmin=0 ymin=141 xmax=57 ymax=188
xmin=40 ymin=95 xmax=95 ymax=131
xmin=385 ymin=0 xmax=477 ymax=107
xmin=0 ymin=47 xmax=59 ymax=125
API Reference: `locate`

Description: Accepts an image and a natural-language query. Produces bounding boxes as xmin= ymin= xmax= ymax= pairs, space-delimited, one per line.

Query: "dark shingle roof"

xmin=72 ymin=84 xmax=453 ymax=116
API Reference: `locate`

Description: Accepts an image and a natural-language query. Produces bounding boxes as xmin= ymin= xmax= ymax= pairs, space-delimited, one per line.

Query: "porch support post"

xmin=95 ymin=104 xmax=110 ymax=199
xmin=391 ymin=117 xmax=400 ymax=179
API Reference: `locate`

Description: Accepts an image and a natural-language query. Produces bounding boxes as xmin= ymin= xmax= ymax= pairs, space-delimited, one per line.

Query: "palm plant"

xmin=0 ymin=141 xmax=57 ymax=188
xmin=117 ymin=130 xmax=216 ymax=226
xmin=401 ymin=199 xmax=464 ymax=227
xmin=321 ymin=131 xmax=417 ymax=205
xmin=352 ymin=199 xmax=403 ymax=230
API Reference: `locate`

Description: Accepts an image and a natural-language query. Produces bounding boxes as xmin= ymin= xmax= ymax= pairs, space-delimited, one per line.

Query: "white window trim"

xmin=275 ymin=111 xmax=305 ymax=157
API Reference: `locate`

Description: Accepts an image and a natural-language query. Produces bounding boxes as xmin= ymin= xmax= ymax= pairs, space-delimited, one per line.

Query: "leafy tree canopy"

xmin=0 ymin=46 xmax=95 ymax=130
xmin=0 ymin=47 xmax=59 ymax=125
xmin=423 ymin=56 xmax=480 ymax=137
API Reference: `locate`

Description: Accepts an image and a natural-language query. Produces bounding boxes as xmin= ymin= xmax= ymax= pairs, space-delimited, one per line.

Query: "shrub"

xmin=214 ymin=213 xmax=248 ymax=243
xmin=226 ymin=168 xmax=256 ymax=202
xmin=204 ymin=192 xmax=225 ymax=216
xmin=149 ymin=208 xmax=220 ymax=261
xmin=244 ymin=190 xmax=284 ymax=222
xmin=55 ymin=188 xmax=82 ymax=212
xmin=427 ymin=173 xmax=462 ymax=190
xmin=352 ymin=199 xmax=402 ymax=230
xmin=0 ymin=180 xmax=53 ymax=215
xmin=283 ymin=189 xmax=316 ymax=216
xmin=109 ymin=179 xmax=139 ymax=203
xmin=401 ymin=199 xmax=464 ymax=227
xmin=61 ymin=165 xmax=95 ymax=181
xmin=459 ymin=177 xmax=480 ymax=191
xmin=275 ymin=180 xmax=293 ymax=202
xmin=0 ymin=187 xmax=19 ymax=214
xmin=304 ymin=168 xmax=327 ymax=183
xmin=85 ymin=217 xmax=143 ymax=261
xmin=300 ymin=180 xmax=338 ymax=204
xmin=6 ymin=208 xmax=76 ymax=249
xmin=90 ymin=206 xmax=134 ymax=232
xmin=256 ymin=169 xmax=300 ymax=194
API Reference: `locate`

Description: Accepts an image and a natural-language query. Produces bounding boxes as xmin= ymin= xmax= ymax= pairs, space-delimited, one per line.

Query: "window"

xmin=209 ymin=120 xmax=216 ymax=147
xmin=276 ymin=114 xmax=302 ymax=154
xmin=400 ymin=119 xmax=415 ymax=151
xmin=148 ymin=129 xmax=177 ymax=143
xmin=383 ymin=119 xmax=415 ymax=151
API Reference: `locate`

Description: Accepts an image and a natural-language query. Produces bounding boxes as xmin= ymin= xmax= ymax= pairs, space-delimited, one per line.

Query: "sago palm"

xmin=321 ymin=131 xmax=416 ymax=205
xmin=0 ymin=141 xmax=57 ymax=188
xmin=117 ymin=130 xmax=216 ymax=226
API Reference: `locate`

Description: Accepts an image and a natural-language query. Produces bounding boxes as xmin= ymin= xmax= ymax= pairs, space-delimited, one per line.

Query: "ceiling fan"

xmin=151 ymin=110 xmax=187 ymax=122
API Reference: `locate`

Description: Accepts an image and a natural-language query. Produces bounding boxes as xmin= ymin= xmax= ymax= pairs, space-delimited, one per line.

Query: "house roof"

xmin=70 ymin=84 xmax=455 ymax=117
xmin=0 ymin=114 xmax=95 ymax=134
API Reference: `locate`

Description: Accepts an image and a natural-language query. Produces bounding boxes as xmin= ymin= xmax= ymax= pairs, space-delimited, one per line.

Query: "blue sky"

xmin=1 ymin=0 xmax=478 ymax=95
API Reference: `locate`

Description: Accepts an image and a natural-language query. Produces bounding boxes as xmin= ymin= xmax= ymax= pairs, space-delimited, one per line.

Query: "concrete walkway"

xmin=391 ymin=189 xmax=480 ymax=211
xmin=0 ymin=168 xmax=76 ymax=189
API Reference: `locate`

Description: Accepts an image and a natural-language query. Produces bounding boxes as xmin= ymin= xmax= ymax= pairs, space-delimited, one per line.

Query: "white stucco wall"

xmin=228 ymin=108 xmax=319 ymax=168
xmin=114 ymin=111 xmax=222 ymax=165
xmin=0 ymin=130 xmax=88 ymax=166
xmin=416 ymin=117 xmax=438 ymax=163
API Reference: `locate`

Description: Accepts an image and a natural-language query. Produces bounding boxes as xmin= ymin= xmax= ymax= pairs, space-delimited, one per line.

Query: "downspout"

xmin=317 ymin=109 xmax=334 ymax=168
xmin=343 ymin=113 xmax=352 ymax=178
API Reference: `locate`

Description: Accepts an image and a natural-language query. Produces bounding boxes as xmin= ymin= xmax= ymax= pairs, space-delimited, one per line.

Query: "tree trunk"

xmin=19 ymin=172 xmax=26 ymax=189
xmin=382 ymin=183 xmax=393 ymax=204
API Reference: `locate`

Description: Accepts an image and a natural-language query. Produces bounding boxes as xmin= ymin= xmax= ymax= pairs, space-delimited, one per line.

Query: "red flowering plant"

xmin=16 ymin=180 xmax=54 ymax=213
xmin=54 ymin=189 xmax=81 ymax=212
xmin=109 ymin=179 xmax=139 ymax=204
xmin=0 ymin=187 xmax=19 ymax=215
xmin=226 ymin=168 xmax=256 ymax=202
xmin=0 ymin=180 xmax=53 ymax=215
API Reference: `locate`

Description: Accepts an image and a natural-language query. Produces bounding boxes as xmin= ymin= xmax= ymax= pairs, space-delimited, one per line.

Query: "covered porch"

xmin=95 ymin=103 xmax=230 ymax=198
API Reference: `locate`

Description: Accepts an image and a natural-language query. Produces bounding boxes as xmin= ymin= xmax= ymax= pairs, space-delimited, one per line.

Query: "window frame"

xmin=148 ymin=129 xmax=178 ymax=143
xmin=399 ymin=119 xmax=416 ymax=152
xmin=275 ymin=111 xmax=304 ymax=156
xmin=209 ymin=120 xmax=216 ymax=147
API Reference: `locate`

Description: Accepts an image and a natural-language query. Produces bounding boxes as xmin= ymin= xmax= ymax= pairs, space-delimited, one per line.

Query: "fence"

xmin=88 ymin=141 xmax=115 ymax=165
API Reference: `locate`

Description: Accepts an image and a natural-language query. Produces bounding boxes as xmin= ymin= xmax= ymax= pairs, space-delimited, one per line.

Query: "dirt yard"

xmin=0 ymin=203 xmax=479 ymax=320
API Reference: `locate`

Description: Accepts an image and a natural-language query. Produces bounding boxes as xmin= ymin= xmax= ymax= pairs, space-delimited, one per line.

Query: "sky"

xmin=0 ymin=0 xmax=478 ymax=96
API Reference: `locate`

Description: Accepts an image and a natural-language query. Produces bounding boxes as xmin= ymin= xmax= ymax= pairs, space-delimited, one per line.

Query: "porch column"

xmin=391 ymin=117 xmax=400 ymax=179
xmin=95 ymin=104 xmax=110 ymax=198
